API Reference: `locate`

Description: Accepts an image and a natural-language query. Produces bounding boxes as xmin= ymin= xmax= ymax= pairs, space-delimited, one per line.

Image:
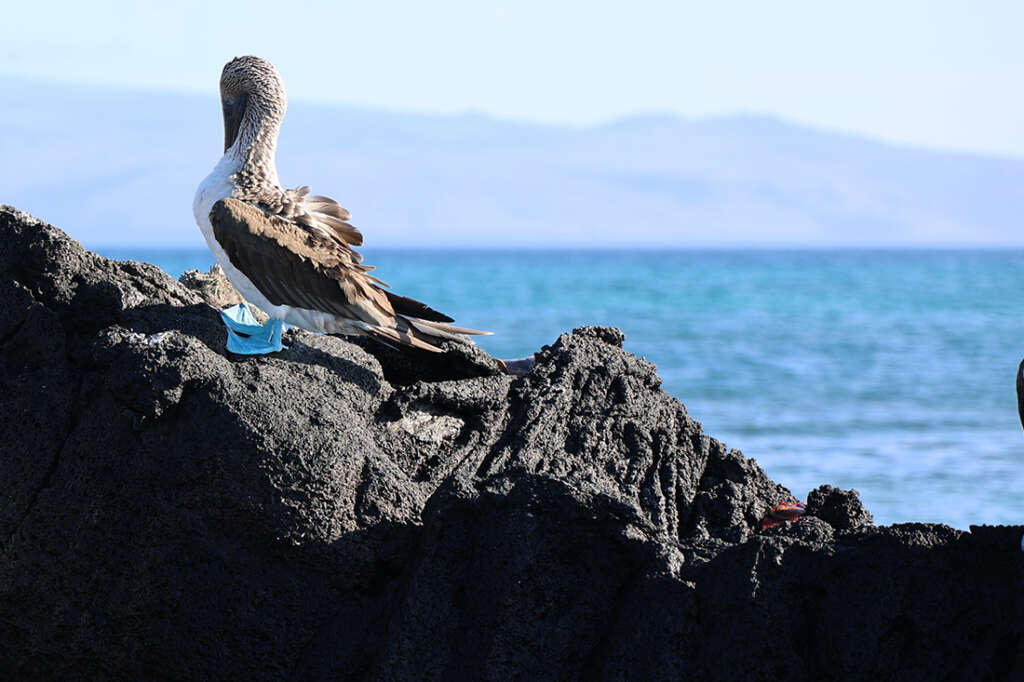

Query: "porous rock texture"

xmin=1 ymin=205 xmax=1022 ymax=680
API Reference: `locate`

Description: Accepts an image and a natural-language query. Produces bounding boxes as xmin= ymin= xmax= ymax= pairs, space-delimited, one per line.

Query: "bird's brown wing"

xmin=248 ymin=184 xmax=364 ymax=248
xmin=209 ymin=197 xmax=453 ymax=325
xmin=284 ymin=186 xmax=364 ymax=248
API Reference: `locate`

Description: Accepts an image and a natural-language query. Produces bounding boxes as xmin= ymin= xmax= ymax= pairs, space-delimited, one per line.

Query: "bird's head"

xmin=219 ymin=56 xmax=288 ymax=152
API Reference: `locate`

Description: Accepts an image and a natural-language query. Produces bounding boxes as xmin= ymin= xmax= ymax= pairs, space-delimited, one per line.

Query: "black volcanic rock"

xmin=1 ymin=205 xmax=1022 ymax=680
xmin=805 ymin=484 xmax=874 ymax=530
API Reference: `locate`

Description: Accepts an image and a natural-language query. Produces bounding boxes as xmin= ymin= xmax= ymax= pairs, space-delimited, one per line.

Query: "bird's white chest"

xmin=192 ymin=158 xmax=275 ymax=312
xmin=193 ymin=156 xmax=238 ymax=247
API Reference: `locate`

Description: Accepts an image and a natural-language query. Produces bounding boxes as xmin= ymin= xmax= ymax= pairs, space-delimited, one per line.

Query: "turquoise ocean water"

xmin=98 ymin=247 xmax=1024 ymax=529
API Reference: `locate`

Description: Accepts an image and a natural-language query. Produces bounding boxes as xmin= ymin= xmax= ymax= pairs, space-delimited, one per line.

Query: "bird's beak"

xmin=222 ymin=93 xmax=248 ymax=152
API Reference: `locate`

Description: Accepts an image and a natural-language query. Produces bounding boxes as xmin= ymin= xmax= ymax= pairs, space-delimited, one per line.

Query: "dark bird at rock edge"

xmin=1017 ymin=358 xmax=1024 ymax=432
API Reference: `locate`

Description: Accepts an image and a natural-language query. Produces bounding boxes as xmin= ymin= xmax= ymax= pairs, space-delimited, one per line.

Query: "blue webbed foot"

xmin=220 ymin=303 xmax=286 ymax=355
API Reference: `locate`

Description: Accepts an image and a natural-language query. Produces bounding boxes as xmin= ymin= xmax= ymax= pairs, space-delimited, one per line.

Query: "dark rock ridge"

xmin=1 ymin=204 xmax=1021 ymax=680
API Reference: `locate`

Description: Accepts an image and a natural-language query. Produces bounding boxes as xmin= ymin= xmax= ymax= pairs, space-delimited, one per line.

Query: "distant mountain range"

xmin=3 ymin=76 xmax=1022 ymax=247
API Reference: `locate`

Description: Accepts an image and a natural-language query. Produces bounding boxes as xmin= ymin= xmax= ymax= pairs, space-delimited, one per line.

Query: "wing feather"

xmin=305 ymin=194 xmax=352 ymax=220
xmin=384 ymin=291 xmax=454 ymax=323
xmin=211 ymin=197 xmax=387 ymax=319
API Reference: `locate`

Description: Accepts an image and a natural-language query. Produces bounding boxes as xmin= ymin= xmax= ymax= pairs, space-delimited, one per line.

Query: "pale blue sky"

xmin=4 ymin=1 xmax=1023 ymax=157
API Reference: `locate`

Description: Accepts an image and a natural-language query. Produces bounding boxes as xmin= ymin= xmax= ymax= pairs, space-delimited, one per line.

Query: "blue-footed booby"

xmin=194 ymin=56 xmax=489 ymax=354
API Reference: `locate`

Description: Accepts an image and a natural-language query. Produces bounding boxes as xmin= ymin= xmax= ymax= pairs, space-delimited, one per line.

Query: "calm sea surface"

xmin=97 ymin=247 xmax=1024 ymax=528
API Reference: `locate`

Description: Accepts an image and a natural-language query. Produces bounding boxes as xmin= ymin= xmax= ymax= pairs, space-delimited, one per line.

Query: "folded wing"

xmin=209 ymin=197 xmax=487 ymax=351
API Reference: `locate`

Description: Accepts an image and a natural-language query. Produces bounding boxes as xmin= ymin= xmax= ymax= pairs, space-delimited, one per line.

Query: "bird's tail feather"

xmin=407 ymin=318 xmax=492 ymax=337
xmin=365 ymin=316 xmax=491 ymax=353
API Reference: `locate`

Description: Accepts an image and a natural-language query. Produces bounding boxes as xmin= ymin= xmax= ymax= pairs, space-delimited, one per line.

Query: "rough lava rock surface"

xmin=1 ymin=205 xmax=1022 ymax=680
